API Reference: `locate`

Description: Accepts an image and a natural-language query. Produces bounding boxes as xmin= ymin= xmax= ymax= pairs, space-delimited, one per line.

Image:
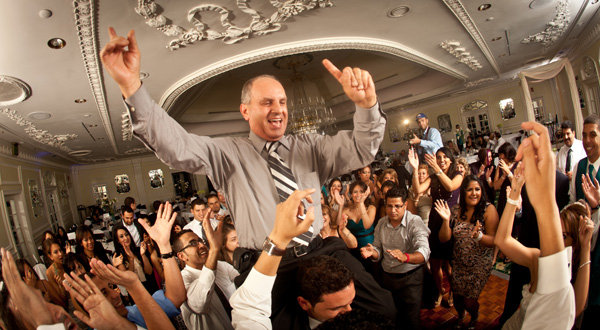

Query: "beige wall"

xmin=0 ymin=143 xmax=75 ymax=260
xmin=71 ymin=154 xmax=209 ymax=212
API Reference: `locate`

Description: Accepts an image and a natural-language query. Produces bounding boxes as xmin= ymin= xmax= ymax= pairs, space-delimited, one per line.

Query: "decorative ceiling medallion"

xmin=124 ymin=148 xmax=149 ymax=155
xmin=440 ymin=40 xmax=482 ymax=70
xmin=134 ymin=0 xmax=334 ymax=50
xmin=583 ymin=56 xmax=597 ymax=80
xmin=0 ymin=76 xmax=31 ymax=106
xmin=442 ymin=0 xmax=499 ymax=75
xmin=0 ymin=108 xmax=77 ymax=152
xmin=464 ymin=77 xmax=495 ymax=88
xmin=521 ymin=0 xmax=570 ymax=46
xmin=73 ymin=0 xmax=119 ymax=154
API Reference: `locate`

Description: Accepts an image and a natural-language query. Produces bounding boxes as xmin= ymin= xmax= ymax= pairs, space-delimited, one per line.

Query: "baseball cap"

xmin=416 ymin=113 xmax=427 ymax=120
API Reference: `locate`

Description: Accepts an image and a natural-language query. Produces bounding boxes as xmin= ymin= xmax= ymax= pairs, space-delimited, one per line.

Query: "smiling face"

xmin=116 ymin=229 xmax=131 ymax=248
xmin=122 ymin=211 xmax=134 ymax=226
xmin=191 ymin=203 xmax=206 ymax=221
xmin=563 ymin=128 xmax=575 ymax=148
xmin=436 ymin=151 xmax=452 ymax=172
xmin=305 ymin=282 xmax=355 ymax=322
xmin=351 ymin=185 xmax=365 ymax=203
xmin=177 ymin=232 xmax=208 ymax=269
xmin=82 ymin=232 xmax=95 ymax=252
xmin=456 ymin=163 xmax=466 ymax=176
xmin=417 ymin=168 xmax=429 ymax=183
xmin=49 ymin=243 xmax=63 ymax=264
xmin=583 ymin=123 xmax=600 ymax=162
xmin=329 ymin=180 xmax=342 ymax=195
xmin=240 ymin=77 xmax=288 ymax=141
xmin=464 ymin=180 xmax=482 ymax=207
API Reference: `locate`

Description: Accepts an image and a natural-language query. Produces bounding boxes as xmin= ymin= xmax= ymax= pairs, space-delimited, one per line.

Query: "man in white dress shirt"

xmin=557 ymin=121 xmax=586 ymax=201
xmin=183 ymin=198 xmax=208 ymax=240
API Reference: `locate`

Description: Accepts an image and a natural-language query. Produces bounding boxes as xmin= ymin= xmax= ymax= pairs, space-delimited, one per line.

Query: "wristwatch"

xmin=262 ymin=237 xmax=285 ymax=256
xmin=161 ymin=251 xmax=176 ymax=259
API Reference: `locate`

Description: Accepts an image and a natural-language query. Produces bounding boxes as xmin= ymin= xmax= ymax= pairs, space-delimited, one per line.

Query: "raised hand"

xmin=499 ymin=159 xmax=512 ymax=177
xmin=582 ymin=174 xmax=600 ymax=209
xmin=139 ymin=202 xmax=177 ymax=250
xmin=0 ymin=248 xmax=54 ymax=328
xmin=408 ymin=147 xmax=419 ymax=170
xmin=322 ymin=59 xmax=377 ymax=109
xmin=434 ymin=200 xmax=451 ymax=221
xmin=409 ymin=134 xmax=421 ymax=146
xmin=270 ymin=189 xmax=316 ymax=246
xmin=359 ymin=186 xmax=371 ymax=204
xmin=99 ymin=27 xmax=142 ymax=98
xmin=360 ymin=243 xmax=376 ymax=259
xmin=579 ymin=215 xmax=595 ymax=250
xmin=485 ymin=166 xmax=494 ymax=180
xmin=333 ymin=190 xmax=345 ymax=206
xmin=63 ymin=272 xmax=133 ymax=330
xmin=338 ymin=213 xmax=349 ymax=229
xmin=509 ymin=162 xmax=525 ymax=192
xmin=424 ymin=154 xmax=440 ymax=173
xmin=112 ymin=254 xmax=124 ymax=268
xmin=203 ymin=212 xmax=223 ymax=250
xmin=471 ymin=221 xmax=483 ymax=239
xmin=140 ymin=241 xmax=147 ymax=255
xmin=89 ymin=258 xmax=139 ymax=289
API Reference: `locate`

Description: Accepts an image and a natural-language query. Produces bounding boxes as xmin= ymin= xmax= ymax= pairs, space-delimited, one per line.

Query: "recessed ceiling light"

xmin=87 ymin=124 xmax=98 ymax=128
xmin=478 ymin=4 xmax=492 ymax=11
xmin=387 ymin=6 xmax=410 ymax=18
xmin=38 ymin=9 xmax=52 ymax=19
xmin=28 ymin=112 xmax=52 ymax=120
xmin=140 ymin=72 xmax=150 ymax=80
xmin=491 ymin=36 xmax=502 ymax=41
xmin=47 ymin=38 xmax=66 ymax=49
xmin=68 ymin=150 xmax=92 ymax=157
xmin=83 ymin=113 xmax=92 ymax=118
xmin=74 ymin=98 xmax=87 ymax=103
xmin=486 ymin=17 xmax=494 ymax=21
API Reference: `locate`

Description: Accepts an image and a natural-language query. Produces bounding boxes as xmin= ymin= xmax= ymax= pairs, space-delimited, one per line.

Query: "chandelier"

xmin=274 ymin=54 xmax=337 ymax=135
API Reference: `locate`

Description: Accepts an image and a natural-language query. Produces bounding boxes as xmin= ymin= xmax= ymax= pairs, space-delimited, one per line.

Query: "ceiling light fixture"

xmin=140 ymin=72 xmax=150 ymax=80
xmin=68 ymin=150 xmax=92 ymax=157
xmin=28 ymin=112 xmax=52 ymax=120
xmin=387 ymin=6 xmax=410 ymax=18
xmin=74 ymin=98 xmax=87 ymax=103
xmin=274 ymin=54 xmax=336 ymax=135
xmin=83 ymin=113 xmax=92 ymax=118
xmin=478 ymin=4 xmax=492 ymax=11
xmin=491 ymin=36 xmax=502 ymax=41
xmin=47 ymin=38 xmax=66 ymax=49
xmin=38 ymin=9 xmax=52 ymax=19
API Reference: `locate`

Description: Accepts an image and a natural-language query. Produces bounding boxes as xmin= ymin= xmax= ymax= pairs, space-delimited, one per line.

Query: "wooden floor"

xmin=420 ymin=274 xmax=508 ymax=329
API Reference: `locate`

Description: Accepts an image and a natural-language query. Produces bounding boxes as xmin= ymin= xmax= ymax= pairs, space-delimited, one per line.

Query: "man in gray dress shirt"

xmin=101 ymin=28 xmax=394 ymax=327
xmin=361 ymin=186 xmax=430 ymax=329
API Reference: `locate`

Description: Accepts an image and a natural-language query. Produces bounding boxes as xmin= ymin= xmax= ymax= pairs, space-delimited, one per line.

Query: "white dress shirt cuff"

xmin=37 ymin=325 xmax=65 ymax=330
xmin=536 ymin=248 xmax=570 ymax=295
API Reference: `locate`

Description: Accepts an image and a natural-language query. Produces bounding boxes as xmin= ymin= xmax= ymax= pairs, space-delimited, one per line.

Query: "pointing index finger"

xmin=322 ymin=59 xmax=342 ymax=81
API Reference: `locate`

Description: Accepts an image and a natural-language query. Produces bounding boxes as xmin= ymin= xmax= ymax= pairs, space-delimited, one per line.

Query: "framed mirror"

xmin=114 ymin=174 xmax=130 ymax=194
xmin=149 ymin=169 xmax=164 ymax=189
xmin=499 ymin=98 xmax=516 ymax=120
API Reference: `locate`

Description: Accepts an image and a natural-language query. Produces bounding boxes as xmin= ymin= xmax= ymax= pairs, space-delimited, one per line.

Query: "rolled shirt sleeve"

xmin=230 ymin=267 xmax=275 ymax=330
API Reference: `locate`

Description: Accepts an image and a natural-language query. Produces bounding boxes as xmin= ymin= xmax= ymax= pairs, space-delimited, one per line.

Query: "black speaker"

xmin=12 ymin=143 xmax=18 ymax=156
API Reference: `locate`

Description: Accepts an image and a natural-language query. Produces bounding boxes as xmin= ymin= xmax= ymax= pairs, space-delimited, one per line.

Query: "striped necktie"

xmin=266 ymin=141 xmax=314 ymax=246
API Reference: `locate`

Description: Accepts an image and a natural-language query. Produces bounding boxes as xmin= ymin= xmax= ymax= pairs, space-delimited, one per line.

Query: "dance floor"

xmin=420 ymin=274 xmax=508 ymax=329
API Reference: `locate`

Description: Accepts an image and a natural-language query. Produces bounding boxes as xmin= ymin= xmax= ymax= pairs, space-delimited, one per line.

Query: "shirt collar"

xmin=384 ymin=211 xmax=408 ymax=228
xmin=248 ymin=131 xmax=290 ymax=153
xmin=183 ymin=264 xmax=203 ymax=273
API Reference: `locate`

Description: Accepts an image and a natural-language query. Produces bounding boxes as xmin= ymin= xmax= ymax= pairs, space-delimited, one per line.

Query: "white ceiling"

xmin=0 ymin=0 xmax=599 ymax=165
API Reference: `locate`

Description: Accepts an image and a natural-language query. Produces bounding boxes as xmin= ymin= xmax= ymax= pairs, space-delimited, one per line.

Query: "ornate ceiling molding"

xmin=464 ymin=77 xmax=495 ymax=88
xmin=0 ymin=108 xmax=77 ymax=153
xmin=569 ymin=22 xmax=600 ymax=59
xmin=0 ymin=76 xmax=31 ymax=106
xmin=521 ymin=0 xmax=570 ymax=46
xmin=440 ymin=40 xmax=482 ymax=71
xmin=72 ymin=0 xmax=119 ymax=154
xmin=159 ymin=37 xmax=468 ymax=111
xmin=134 ymin=0 xmax=334 ymax=50
xmin=442 ymin=0 xmax=500 ymax=75
xmin=124 ymin=148 xmax=149 ymax=155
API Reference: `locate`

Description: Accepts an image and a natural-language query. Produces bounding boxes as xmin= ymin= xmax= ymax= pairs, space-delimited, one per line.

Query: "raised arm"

xmin=140 ymin=202 xmax=187 ymax=308
xmin=574 ymin=215 xmax=593 ymax=316
xmin=230 ymin=189 xmax=316 ymax=330
xmin=409 ymin=148 xmax=430 ymax=195
xmin=493 ymin=164 xmax=540 ymax=269
xmin=333 ymin=192 xmax=358 ymax=249
xmin=434 ymin=200 xmax=453 ymax=243
xmin=358 ymin=187 xmax=377 ymax=229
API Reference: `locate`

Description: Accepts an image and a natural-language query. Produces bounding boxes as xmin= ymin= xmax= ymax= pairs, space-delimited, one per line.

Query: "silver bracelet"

xmin=506 ymin=196 xmax=521 ymax=206
xmin=475 ymin=231 xmax=483 ymax=241
xmin=579 ymin=260 xmax=591 ymax=269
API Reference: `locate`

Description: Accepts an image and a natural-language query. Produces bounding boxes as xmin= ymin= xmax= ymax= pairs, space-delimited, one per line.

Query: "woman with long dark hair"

xmin=435 ymin=175 xmax=499 ymax=328
xmin=413 ymin=146 xmax=464 ymax=307
xmin=111 ymin=224 xmax=152 ymax=286
xmin=342 ymin=180 xmax=377 ymax=248
xmin=42 ymin=238 xmax=68 ymax=308
xmin=75 ymin=225 xmax=111 ymax=267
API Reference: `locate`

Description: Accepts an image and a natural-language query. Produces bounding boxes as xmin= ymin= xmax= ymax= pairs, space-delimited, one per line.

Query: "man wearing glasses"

xmin=173 ymin=220 xmax=239 ymax=330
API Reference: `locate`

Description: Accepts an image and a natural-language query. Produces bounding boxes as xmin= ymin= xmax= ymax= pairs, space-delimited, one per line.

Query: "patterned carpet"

xmin=420 ymin=274 xmax=508 ymax=329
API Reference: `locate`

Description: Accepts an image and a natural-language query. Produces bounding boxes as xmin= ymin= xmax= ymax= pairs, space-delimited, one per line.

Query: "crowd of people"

xmin=0 ymin=27 xmax=597 ymax=330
